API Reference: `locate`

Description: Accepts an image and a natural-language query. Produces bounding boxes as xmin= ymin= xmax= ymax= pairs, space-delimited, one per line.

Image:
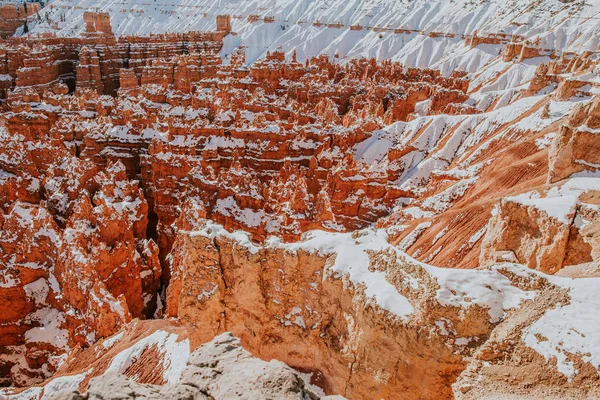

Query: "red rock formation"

xmin=76 ymin=46 xmax=104 ymax=94
xmin=0 ymin=110 xmax=161 ymax=385
xmin=216 ymin=15 xmax=232 ymax=33
xmin=162 ymin=217 xmax=600 ymax=399
xmin=2 ymin=16 xmax=600 ymax=399
xmin=0 ymin=2 xmax=40 ymax=38
xmin=83 ymin=12 xmax=114 ymax=38
xmin=548 ymin=98 xmax=600 ymax=183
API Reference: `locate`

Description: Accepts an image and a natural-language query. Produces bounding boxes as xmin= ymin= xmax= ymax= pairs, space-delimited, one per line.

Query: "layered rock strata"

xmin=0 ymin=2 xmax=41 ymax=39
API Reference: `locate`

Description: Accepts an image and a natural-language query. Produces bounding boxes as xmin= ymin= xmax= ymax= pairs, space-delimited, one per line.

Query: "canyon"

xmin=1 ymin=0 xmax=600 ymax=399
xmin=0 ymin=2 xmax=40 ymax=39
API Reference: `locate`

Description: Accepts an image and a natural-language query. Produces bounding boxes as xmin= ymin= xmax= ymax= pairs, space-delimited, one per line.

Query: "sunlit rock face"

xmin=2 ymin=1 xmax=600 ymax=399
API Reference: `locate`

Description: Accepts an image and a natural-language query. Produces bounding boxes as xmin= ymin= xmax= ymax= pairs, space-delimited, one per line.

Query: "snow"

xmin=547 ymin=177 xmax=600 ymax=197
xmin=23 ymin=279 xmax=49 ymax=305
xmin=399 ymin=206 xmax=434 ymax=220
xmin=24 ymin=308 xmax=70 ymax=350
xmin=39 ymin=372 xmax=89 ymax=400
xmin=535 ymin=131 xmax=557 ymax=150
xmin=0 ymin=370 xmax=90 ymax=400
xmin=398 ymin=221 xmax=431 ymax=251
xmin=421 ymin=178 xmax=477 ymax=213
xmin=283 ymin=307 xmax=306 ymax=328
xmin=523 ymin=274 xmax=600 ymax=380
xmin=188 ymin=221 xmax=261 ymax=254
xmin=2 ymin=0 xmax=599 ymax=389
xmin=575 ymin=159 xmax=600 ymax=170
xmin=432 ymin=226 xmax=448 ymax=245
xmin=354 ymin=130 xmax=393 ymax=164
xmin=215 ymin=196 xmax=265 ymax=228
xmin=1 ymin=370 xmax=90 ymax=400
xmin=283 ymin=229 xmax=415 ymax=320
xmin=2 ymin=387 xmax=43 ymax=400
xmin=295 ymin=370 xmax=327 ymax=397
xmin=105 ymin=330 xmax=190 ymax=384
xmin=101 ymin=332 xmax=125 ymax=350
xmin=506 ymin=193 xmax=578 ymax=224
xmin=379 ymin=93 xmax=576 ymax=198
xmin=12 ymin=202 xmax=36 ymax=227
xmin=467 ymin=226 xmax=487 ymax=246
xmin=197 ymin=222 xmax=535 ymax=323
xmin=504 ymin=177 xmax=600 ymax=224
xmin=27 ymin=0 xmax=600 ymax=73
xmin=197 ymin=282 xmax=219 ymax=300
xmin=427 ymin=264 xmax=535 ymax=323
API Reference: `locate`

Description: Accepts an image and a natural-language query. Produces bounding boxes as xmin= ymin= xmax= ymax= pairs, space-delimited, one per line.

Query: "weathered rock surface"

xmin=3 ymin=325 xmax=335 ymax=400
xmin=15 ymin=218 xmax=596 ymax=400
xmin=0 ymin=2 xmax=40 ymax=39
xmin=164 ymin=218 xmax=600 ymax=399
xmin=51 ymin=373 xmax=211 ymax=400
xmin=547 ymin=98 xmax=600 ymax=184
xmin=6 ymin=221 xmax=600 ymax=399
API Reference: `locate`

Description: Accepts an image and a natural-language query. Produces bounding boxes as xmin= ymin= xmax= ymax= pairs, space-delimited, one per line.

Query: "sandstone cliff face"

xmin=163 ymin=218 xmax=600 ymax=399
xmin=480 ymin=181 xmax=600 ymax=275
xmin=161 ymin=215 xmax=594 ymax=399
xmin=479 ymin=198 xmax=576 ymax=274
xmin=477 ymin=96 xmax=600 ymax=275
xmin=453 ymin=276 xmax=600 ymax=400
xmin=547 ymin=98 xmax=600 ymax=184
xmin=0 ymin=2 xmax=40 ymax=39
xmin=8 ymin=220 xmax=600 ymax=400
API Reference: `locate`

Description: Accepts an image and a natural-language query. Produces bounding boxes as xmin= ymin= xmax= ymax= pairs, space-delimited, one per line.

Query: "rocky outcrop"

xmin=0 ymin=14 xmax=227 ymax=99
xmin=5 ymin=220 xmax=600 ymax=399
xmin=164 ymin=216 xmax=552 ymax=399
xmin=3 ymin=323 xmax=334 ymax=400
xmin=548 ymin=99 xmax=600 ymax=184
xmin=51 ymin=373 xmax=210 ymax=400
xmin=0 ymin=152 xmax=161 ymax=385
xmin=162 ymin=217 xmax=600 ymax=399
xmin=76 ymin=46 xmax=104 ymax=94
xmin=4 ymin=219 xmax=600 ymax=400
xmin=83 ymin=12 xmax=114 ymax=38
xmin=0 ymin=2 xmax=40 ymax=38
xmin=174 ymin=333 xmax=324 ymax=400
xmin=479 ymin=197 xmax=577 ymax=274
xmin=453 ymin=275 xmax=600 ymax=400
xmin=216 ymin=15 xmax=232 ymax=34
xmin=480 ymin=180 xmax=600 ymax=275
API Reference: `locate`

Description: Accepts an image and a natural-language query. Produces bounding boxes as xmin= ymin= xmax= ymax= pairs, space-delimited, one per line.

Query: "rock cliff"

xmin=0 ymin=2 xmax=40 ymax=39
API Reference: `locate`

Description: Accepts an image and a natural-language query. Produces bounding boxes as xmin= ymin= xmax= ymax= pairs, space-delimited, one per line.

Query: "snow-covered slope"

xmin=28 ymin=0 xmax=600 ymax=67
